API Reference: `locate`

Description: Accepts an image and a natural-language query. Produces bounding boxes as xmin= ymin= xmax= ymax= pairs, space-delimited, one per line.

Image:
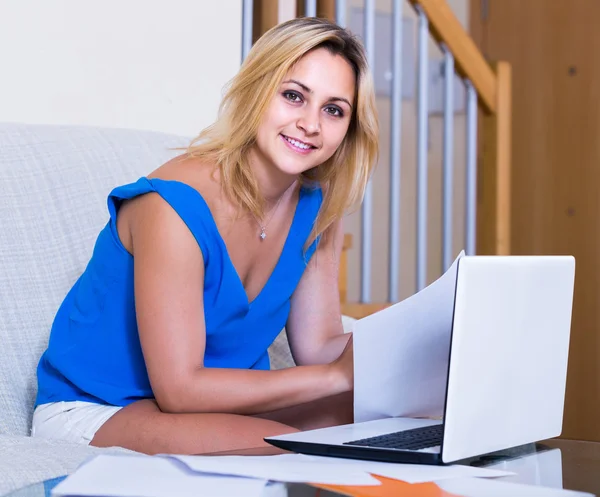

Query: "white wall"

xmin=0 ymin=1 xmax=242 ymax=137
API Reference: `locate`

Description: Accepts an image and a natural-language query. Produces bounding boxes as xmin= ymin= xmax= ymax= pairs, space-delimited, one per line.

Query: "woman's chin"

xmin=272 ymin=162 xmax=316 ymax=177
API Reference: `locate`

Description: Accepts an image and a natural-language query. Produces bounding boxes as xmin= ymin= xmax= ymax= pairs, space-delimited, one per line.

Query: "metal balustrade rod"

xmin=442 ymin=46 xmax=455 ymax=271
xmin=416 ymin=6 xmax=429 ymax=292
xmin=360 ymin=0 xmax=375 ymax=303
xmin=335 ymin=0 xmax=346 ymax=27
xmin=389 ymin=0 xmax=403 ymax=302
xmin=465 ymin=81 xmax=478 ymax=255
xmin=241 ymin=0 xmax=253 ymax=62
xmin=305 ymin=0 xmax=317 ymax=17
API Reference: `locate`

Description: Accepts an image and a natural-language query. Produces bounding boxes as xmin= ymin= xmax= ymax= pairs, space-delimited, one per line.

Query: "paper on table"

xmin=169 ymin=453 xmax=380 ymax=485
xmin=296 ymin=454 xmax=515 ymax=484
xmin=354 ymin=251 xmax=464 ymax=423
xmin=51 ymin=454 xmax=267 ymax=497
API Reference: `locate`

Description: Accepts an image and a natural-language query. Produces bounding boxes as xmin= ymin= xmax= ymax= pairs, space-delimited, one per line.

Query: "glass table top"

xmin=3 ymin=438 xmax=599 ymax=497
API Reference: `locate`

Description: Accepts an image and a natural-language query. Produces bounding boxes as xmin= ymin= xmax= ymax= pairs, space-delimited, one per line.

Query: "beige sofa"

xmin=0 ymin=122 xmax=356 ymax=494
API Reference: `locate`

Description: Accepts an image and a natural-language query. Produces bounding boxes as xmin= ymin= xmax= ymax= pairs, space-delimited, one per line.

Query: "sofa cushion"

xmin=0 ymin=123 xmax=188 ymax=436
xmin=0 ymin=434 xmax=133 ymax=496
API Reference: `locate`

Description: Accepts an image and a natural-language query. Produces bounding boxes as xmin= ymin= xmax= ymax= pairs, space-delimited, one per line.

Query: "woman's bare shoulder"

xmin=147 ymin=154 xmax=217 ymax=193
xmin=117 ymin=154 xmax=219 ymax=254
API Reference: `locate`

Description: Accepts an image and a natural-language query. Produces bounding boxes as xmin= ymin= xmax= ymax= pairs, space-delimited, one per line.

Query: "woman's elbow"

xmin=152 ymin=378 xmax=195 ymax=414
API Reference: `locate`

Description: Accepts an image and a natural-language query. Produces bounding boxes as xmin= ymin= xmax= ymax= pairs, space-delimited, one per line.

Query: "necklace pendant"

xmin=259 ymin=229 xmax=267 ymax=240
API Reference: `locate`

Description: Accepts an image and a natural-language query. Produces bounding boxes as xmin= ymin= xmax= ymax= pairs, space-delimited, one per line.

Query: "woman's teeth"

xmin=283 ymin=135 xmax=311 ymax=150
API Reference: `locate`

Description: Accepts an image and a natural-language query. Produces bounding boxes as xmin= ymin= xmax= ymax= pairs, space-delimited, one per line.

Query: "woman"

xmin=31 ymin=17 xmax=379 ymax=455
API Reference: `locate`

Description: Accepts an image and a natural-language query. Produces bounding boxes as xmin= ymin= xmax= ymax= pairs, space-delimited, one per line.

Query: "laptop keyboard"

xmin=343 ymin=423 xmax=443 ymax=451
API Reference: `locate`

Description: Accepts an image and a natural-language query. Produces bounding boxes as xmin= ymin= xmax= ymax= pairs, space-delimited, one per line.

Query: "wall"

xmin=0 ymin=1 xmax=242 ymax=137
xmin=342 ymin=0 xmax=471 ymax=303
xmin=1 ymin=0 xmax=472 ymax=304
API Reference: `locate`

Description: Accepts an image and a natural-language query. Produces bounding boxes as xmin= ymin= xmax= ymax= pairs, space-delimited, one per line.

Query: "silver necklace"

xmin=252 ymin=187 xmax=289 ymax=240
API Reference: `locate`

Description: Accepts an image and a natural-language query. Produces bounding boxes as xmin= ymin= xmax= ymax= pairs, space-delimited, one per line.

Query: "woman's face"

xmin=253 ymin=47 xmax=356 ymax=178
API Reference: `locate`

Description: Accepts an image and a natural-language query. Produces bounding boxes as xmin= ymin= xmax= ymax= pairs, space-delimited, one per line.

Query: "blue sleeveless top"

xmin=35 ymin=177 xmax=322 ymax=407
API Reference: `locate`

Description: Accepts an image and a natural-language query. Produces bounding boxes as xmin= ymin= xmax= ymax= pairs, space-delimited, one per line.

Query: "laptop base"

xmin=265 ymin=438 xmax=444 ymax=465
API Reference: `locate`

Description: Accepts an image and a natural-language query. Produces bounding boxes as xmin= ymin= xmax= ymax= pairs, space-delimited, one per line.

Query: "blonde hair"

xmin=187 ymin=17 xmax=379 ymax=245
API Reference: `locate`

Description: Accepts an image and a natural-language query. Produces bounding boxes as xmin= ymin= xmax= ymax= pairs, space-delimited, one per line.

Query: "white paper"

xmin=296 ymin=454 xmax=515 ymax=483
xmin=169 ymin=453 xmax=380 ymax=485
xmin=354 ymin=251 xmax=464 ymax=422
xmin=51 ymin=454 xmax=268 ymax=497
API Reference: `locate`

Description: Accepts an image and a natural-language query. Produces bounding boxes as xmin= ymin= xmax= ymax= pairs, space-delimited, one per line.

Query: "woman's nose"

xmin=297 ymin=109 xmax=321 ymax=135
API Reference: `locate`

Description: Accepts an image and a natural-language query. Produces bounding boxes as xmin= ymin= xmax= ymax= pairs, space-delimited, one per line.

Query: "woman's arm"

xmin=285 ymin=219 xmax=352 ymax=366
xmin=129 ymin=193 xmax=351 ymax=415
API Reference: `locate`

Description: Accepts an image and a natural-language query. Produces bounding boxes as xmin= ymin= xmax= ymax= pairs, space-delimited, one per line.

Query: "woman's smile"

xmin=280 ymin=134 xmax=317 ymax=155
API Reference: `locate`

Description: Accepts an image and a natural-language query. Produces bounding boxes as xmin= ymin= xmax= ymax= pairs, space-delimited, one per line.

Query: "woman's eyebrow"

xmin=282 ymin=79 xmax=353 ymax=110
xmin=328 ymin=97 xmax=353 ymax=110
xmin=283 ymin=79 xmax=312 ymax=93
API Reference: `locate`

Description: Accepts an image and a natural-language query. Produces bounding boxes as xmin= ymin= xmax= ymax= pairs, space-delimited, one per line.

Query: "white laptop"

xmin=266 ymin=255 xmax=576 ymax=465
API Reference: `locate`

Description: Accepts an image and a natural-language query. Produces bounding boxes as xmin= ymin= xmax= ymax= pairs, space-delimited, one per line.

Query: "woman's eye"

xmin=283 ymin=91 xmax=303 ymax=103
xmin=325 ymin=106 xmax=344 ymax=118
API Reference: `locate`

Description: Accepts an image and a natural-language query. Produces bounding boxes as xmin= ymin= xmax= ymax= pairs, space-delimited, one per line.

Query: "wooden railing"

xmin=408 ymin=0 xmax=512 ymax=257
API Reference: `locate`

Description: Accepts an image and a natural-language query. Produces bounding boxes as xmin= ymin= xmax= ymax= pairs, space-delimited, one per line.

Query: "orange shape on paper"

xmin=313 ymin=475 xmax=463 ymax=497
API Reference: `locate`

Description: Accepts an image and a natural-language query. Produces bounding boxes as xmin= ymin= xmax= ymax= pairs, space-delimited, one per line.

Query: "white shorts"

xmin=31 ymin=401 xmax=122 ymax=445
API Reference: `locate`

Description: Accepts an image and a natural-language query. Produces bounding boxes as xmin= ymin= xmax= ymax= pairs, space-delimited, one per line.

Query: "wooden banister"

xmin=480 ymin=61 xmax=512 ymax=255
xmin=338 ymin=234 xmax=352 ymax=304
xmin=408 ymin=0 xmax=512 ymax=256
xmin=408 ymin=0 xmax=497 ymax=114
xmin=327 ymin=0 xmax=512 ymax=313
